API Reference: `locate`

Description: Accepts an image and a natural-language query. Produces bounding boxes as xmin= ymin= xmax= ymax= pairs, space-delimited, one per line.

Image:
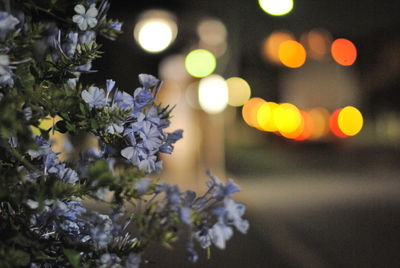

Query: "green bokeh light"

xmin=185 ymin=49 xmax=217 ymax=78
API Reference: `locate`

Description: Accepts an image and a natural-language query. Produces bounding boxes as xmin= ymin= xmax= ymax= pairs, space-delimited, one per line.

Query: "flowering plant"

xmin=0 ymin=0 xmax=248 ymax=267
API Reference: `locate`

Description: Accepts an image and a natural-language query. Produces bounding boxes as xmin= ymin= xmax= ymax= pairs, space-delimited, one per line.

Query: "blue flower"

xmin=121 ymin=141 xmax=145 ymax=166
xmin=87 ymin=212 xmax=113 ymax=248
xmin=178 ymin=206 xmax=192 ymax=224
xmin=0 ymin=55 xmax=13 ymax=87
xmin=0 ymin=12 xmax=19 ymax=40
xmin=67 ymin=78 xmax=78 ymax=88
xmin=49 ymin=164 xmax=79 ymax=184
xmin=139 ymin=121 xmax=162 ymax=151
xmin=100 ymin=253 xmax=121 ymax=266
xmin=138 ymin=154 xmax=158 ymax=174
xmin=106 ymin=79 xmax=116 ymax=94
xmin=206 ymin=171 xmax=241 ymax=201
xmin=135 ymin=178 xmax=151 ymax=194
xmin=138 ymin=73 xmax=159 ymax=88
xmin=160 ymin=129 xmax=183 ymax=154
xmin=195 ymin=227 xmax=212 ymax=249
xmin=167 ymin=129 xmax=183 ymax=143
xmin=79 ymin=30 xmax=96 ymax=45
xmin=143 ymin=106 xmax=161 ymax=126
xmin=63 ymin=32 xmax=78 ymax=57
xmin=76 ymin=61 xmax=92 ymax=72
xmin=110 ymin=21 xmax=123 ymax=31
xmin=0 ymin=54 xmax=10 ymax=74
xmin=165 ymin=184 xmax=181 ymax=205
xmin=105 ymin=121 xmax=124 ymax=134
xmin=27 ymin=136 xmax=52 ymax=158
xmin=73 ymin=4 xmax=98 ymax=31
xmin=195 ymin=222 xmax=233 ymax=250
xmin=133 ymin=87 xmax=153 ymax=110
xmin=209 ymin=222 xmax=233 ymax=249
xmin=81 ymin=86 xmax=107 ymax=109
xmin=213 ymin=198 xmax=249 ymax=234
xmin=113 ymin=90 xmax=134 ymax=110
xmin=182 ymin=190 xmax=196 ymax=205
xmin=125 ymin=253 xmax=141 ymax=268
xmin=186 ymin=243 xmax=198 ymax=263
xmin=25 ymin=199 xmax=39 ymax=209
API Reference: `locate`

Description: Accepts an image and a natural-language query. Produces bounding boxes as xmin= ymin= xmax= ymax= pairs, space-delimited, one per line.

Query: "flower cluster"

xmin=0 ymin=1 xmax=248 ymax=267
xmin=151 ymin=171 xmax=249 ymax=262
xmin=80 ymin=74 xmax=183 ymax=174
xmin=0 ymin=11 xmax=19 ymax=87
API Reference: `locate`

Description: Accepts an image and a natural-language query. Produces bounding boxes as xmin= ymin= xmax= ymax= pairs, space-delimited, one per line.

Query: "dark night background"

xmin=88 ymin=1 xmax=400 ymax=267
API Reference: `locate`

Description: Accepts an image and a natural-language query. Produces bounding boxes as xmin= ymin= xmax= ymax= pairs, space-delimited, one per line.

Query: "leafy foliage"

xmin=0 ymin=0 xmax=248 ymax=267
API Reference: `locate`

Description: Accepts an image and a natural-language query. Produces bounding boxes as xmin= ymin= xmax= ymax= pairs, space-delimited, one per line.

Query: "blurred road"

xmin=146 ymin=171 xmax=400 ymax=268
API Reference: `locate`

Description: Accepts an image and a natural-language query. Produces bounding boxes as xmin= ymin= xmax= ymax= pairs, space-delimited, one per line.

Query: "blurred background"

xmin=88 ymin=0 xmax=400 ymax=267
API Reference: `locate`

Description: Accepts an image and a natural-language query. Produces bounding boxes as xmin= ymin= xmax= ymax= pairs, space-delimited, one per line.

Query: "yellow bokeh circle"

xmin=274 ymin=103 xmax=302 ymax=134
xmin=338 ymin=106 xmax=363 ymax=136
xmin=226 ymin=77 xmax=251 ymax=107
xmin=278 ymin=40 xmax=306 ymax=68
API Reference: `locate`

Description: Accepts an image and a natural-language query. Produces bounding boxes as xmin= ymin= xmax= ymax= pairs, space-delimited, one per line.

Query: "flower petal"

xmin=86 ymin=4 xmax=99 ymax=17
xmin=72 ymin=15 xmax=84 ymax=24
xmin=87 ymin=17 xmax=98 ymax=28
xmin=121 ymin=147 xmax=134 ymax=160
xmin=74 ymin=4 xmax=86 ymax=15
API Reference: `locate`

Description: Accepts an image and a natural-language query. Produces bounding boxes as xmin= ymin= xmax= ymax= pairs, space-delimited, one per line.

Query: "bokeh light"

xmin=256 ymin=102 xmax=271 ymax=130
xmin=197 ymin=18 xmax=227 ymax=47
xmin=155 ymin=80 xmax=182 ymax=105
xmin=338 ymin=106 xmax=363 ymax=136
xmin=226 ymin=77 xmax=251 ymax=107
xmin=274 ymin=103 xmax=302 ymax=134
xmin=242 ymin=97 xmax=266 ymax=128
xmin=280 ymin=112 xmax=304 ymax=140
xmin=293 ymin=111 xmax=313 ymax=140
xmin=159 ymin=54 xmax=188 ymax=82
xmin=185 ymin=49 xmax=217 ymax=78
xmin=262 ymin=30 xmax=295 ymax=64
xmin=331 ymin=38 xmax=357 ymax=66
xmin=330 ymin=108 xmax=348 ymax=138
xmin=198 ymin=74 xmax=228 ymax=114
xmin=301 ymin=28 xmax=332 ymax=60
xmin=258 ymin=0 xmax=294 ymax=16
xmin=184 ymin=82 xmax=201 ymax=109
xmin=257 ymin=101 xmax=279 ymax=132
xmin=134 ymin=10 xmax=178 ymax=53
xmin=278 ymin=40 xmax=307 ymax=68
xmin=308 ymin=107 xmax=330 ymax=140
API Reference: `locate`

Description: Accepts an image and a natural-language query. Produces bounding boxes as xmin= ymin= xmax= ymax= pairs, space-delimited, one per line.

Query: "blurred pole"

xmin=201 ymin=111 xmax=226 ymax=181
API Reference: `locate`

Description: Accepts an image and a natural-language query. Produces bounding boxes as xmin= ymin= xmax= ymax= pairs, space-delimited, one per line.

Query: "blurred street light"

xmin=338 ymin=106 xmax=363 ymax=136
xmin=278 ymin=40 xmax=307 ymax=68
xmin=134 ymin=10 xmax=178 ymax=53
xmin=226 ymin=77 xmax=251 ymax=107
xmin=185 ymin=49 xmax=217 ymax=78
xmin=262 ymin=30 xmax=295 ymax=64
xmin=198 ymin=74 xmax=228 ymax=114
xmin=258 ymin=0 xmax=294 ymax=16
xmin=331 ymin=38 xmax=357 ymax=66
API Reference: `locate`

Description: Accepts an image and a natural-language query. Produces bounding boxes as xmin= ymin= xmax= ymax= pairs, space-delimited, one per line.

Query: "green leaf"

xmin=207 ymin=247 xmax=211 ymax=259
xmin=63 ymin=248 xmax=81 ymax=268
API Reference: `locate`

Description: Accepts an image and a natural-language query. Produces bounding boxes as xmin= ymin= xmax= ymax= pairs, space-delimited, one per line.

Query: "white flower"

xmin=81 ymin=86 xmax=106 ymax=109
xmin=72 ymin=4 xmax=98 ymax=31
xmin=0 ymin=55 xmax=10 ymax=74
xmin=0 ymin=12 xmax=19 ymax=40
